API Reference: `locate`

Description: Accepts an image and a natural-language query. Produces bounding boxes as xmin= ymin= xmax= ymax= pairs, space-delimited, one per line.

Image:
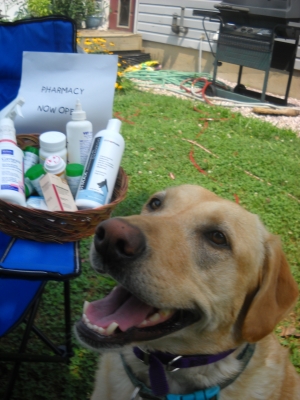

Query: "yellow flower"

xmin=84 ymin=48 xmax=91 ymax=53
xmin=84 ymin=39 xmax=92 ymax=45
xmin=118 ymin=63 xmax=121 ymax=67
xmin=99 ymin=38 xmax=106 ymax=43
xmin=109 ymin=42 xmax=115 ymax=46
xmin=92 ymin=38 xmax=98 ymax=43
xmin=117 ymin=71 xmax=123 ymax=77
xmin=118 ymin=85 xmax=123 ymax=90
xmin=108 ymin=52 xmax=114 ymax=55
xmin=76 ymin=38 xmax=80 ymax=44
xmin=115 ymin=83 xmax=119 ymax=88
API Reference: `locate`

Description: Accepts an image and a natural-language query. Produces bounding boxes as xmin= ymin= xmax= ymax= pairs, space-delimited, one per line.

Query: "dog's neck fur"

xmin=121 ymin=343 xmax=248 ymax=396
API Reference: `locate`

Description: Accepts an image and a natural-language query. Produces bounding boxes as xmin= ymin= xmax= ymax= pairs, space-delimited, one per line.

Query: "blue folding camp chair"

xmin=0 ymin=16 xmax=81 ymax=400
xmin=0 ymin=16 xmax=77 ymax=110
xmin=0 ymin=232 xmax=81 ymax=399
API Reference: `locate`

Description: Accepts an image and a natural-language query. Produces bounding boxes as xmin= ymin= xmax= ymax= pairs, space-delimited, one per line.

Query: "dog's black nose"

xmin=94 ymin=218 xmax=146 ymax=261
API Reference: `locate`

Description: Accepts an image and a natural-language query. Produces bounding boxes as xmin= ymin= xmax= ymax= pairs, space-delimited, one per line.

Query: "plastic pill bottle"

xmin=66 ymin=163 xmax=84 ymax=198
xmin=44 ymin=155 xmax=66 ymax=178
xmin=25 ymin=164 xmax=45 ymax=197
xmin=24 ymin=146 xmax=39 ymax=172
xmin=39 ymin=131 xmax=67 ymax=164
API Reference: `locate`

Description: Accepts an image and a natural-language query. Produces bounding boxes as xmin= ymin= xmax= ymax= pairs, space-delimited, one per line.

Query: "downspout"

xmin=133 ymin=0 xmax=139 ymax=34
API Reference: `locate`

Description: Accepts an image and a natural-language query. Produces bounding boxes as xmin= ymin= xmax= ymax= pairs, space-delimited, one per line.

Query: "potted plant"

xmin=85 ymin=0 xmax=103 ymax=29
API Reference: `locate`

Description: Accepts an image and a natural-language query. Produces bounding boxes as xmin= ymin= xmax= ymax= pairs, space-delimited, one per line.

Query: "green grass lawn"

xmin=1 ymin=88 xmax=300 ymax=399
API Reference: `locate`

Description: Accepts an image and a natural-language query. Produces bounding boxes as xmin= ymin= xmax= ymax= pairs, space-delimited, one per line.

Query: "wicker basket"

xmin=0 ymin=134 xmax=128 ymax=243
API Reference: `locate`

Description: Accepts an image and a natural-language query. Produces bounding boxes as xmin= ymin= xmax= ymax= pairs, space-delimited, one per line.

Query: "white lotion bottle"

xmin=75 ymin=119 xmax=124 ymax=209
xmin=66 ymin=100 xmax=93 ymax=165
xmin=0 ymin=118 xmax=26 ymax=207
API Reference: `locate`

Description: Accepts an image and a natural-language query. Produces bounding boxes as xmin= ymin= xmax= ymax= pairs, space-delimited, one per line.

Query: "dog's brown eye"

xmin=148 ymin=198 xmax=162 ymax=210
xmin=207 ymin=231 xmax=228 ymax=246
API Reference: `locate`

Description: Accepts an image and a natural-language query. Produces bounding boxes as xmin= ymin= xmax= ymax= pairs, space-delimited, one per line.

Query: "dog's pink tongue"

xmin=85 ymin=285 xmax=155 ymax=332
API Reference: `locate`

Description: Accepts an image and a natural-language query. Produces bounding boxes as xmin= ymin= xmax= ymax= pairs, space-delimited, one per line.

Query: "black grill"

xmin=193 ymin=1 xmax=300 ymax=105
xmin=218 ymin=34 xmax=272 ymax=53
xmin=215 ymin=0 xmax=300 ymax=22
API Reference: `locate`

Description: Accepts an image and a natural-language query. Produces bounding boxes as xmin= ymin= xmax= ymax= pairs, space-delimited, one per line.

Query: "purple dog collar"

xmin=133 ymin=346 xmax=236 ymax=396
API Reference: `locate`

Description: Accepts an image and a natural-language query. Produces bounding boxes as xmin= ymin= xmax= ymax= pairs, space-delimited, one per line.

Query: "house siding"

xmin=135 ymin=0 xmax=300 ymax=71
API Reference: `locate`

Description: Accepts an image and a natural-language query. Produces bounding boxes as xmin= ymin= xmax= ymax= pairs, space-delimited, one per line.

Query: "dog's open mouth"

xmin=75 ymin=285 xmax=200 ymax=348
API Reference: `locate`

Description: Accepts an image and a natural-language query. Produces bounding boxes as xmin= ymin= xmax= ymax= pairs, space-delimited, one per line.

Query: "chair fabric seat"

xmin=0 ymin=233 xmax=80 ymax=278
xmin=0 ymin=232 xmax=80 ymax=337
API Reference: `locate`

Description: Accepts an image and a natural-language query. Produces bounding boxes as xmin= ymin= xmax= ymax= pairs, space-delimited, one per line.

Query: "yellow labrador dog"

xmin=75 ymin=185 xmax=300 ymax=400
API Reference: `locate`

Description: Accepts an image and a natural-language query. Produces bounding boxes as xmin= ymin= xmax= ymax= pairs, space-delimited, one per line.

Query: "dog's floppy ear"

xmin=242 ymin=235 xmax=298 ymax=343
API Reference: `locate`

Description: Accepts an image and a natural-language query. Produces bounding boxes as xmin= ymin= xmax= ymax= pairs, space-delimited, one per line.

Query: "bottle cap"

xmin=66 ymin=163 xmax=84 ymax=177
xmin=39 ymin=131 xmax=66 ymax=152
xmin=106 ymin=118 xmax=121 ymax=132
xmin=25 ymin=164 xmax=45 ymax=180
xmin=0 ymin=118 xmax=17 ymax=142
xmin=44 ymin=155 xmax=66 ymax=175
xmin=71 ymin=100 xmax=86 ymax=121
xmin=24 ymin=146 xmax=39 ymax=156
xmin=0 ymin=96 xmax=24 ymax=120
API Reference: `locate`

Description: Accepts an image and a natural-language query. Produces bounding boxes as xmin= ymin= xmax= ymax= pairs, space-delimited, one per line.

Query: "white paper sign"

xmin=15 ymin=52 xmax=118 ymax=134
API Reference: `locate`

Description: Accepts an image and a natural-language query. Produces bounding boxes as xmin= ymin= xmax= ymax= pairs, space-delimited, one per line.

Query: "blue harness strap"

xmin=167 ymin=386 xmax=220 ymax=400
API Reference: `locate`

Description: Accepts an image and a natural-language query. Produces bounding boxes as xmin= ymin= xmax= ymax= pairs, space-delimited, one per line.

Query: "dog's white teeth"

xmin=82 ymin=313 xmax=90 ymax=324
xmin=96 ymin=326 xmax=105 ymax=334
xmin=82 ymin=314 xmax=118 ymax=336
xmin=160 ymin=309 xmax=172 ymax=317
xmin=140 ymin=320 xmax=148 ymax=326
xmin=82 ymin=317 xmax=106 ymax=334
xmin=106 ymin=322 xmax=119 ymax=335
xmin=87 ymin=322 xmax=94 ymax=330
xmin=149 ymin=313 xmax=160 ymax=322
xmin=83 ymin=301 xmax=90 ymax=314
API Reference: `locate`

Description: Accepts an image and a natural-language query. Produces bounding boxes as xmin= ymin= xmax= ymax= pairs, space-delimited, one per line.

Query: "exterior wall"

xmin=136 ymin=0 xmax=300 ymax=99
xmin=135 ymin=0 xmax=221 ymax=55
xmin=98 ymin=0 xmax=110 ymax=31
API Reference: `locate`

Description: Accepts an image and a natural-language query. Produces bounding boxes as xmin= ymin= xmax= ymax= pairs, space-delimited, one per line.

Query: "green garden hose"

xmin=124 ymin=69 xmax=299 ymax=109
